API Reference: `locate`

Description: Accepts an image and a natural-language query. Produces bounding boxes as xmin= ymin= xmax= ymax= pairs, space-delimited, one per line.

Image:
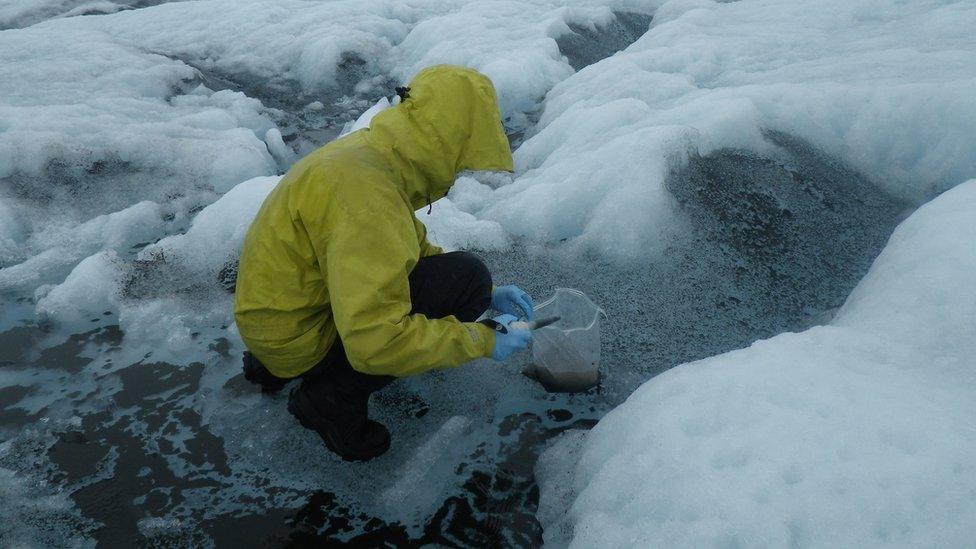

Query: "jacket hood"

xmin=364 ymin=65 xmax=514 ymax=210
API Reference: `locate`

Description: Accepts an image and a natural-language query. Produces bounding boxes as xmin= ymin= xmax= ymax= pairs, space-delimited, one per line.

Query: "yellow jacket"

xmin=234 ymin=65 xmax=513 ymax=378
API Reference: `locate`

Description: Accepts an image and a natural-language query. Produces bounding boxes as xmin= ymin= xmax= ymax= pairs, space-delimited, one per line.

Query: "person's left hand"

xmin=491 ymin=285 xmax=534 ymax=320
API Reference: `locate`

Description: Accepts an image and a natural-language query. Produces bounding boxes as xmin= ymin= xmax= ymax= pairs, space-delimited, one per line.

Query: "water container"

xmin=524 ymin=288 xmax=605 ymax=393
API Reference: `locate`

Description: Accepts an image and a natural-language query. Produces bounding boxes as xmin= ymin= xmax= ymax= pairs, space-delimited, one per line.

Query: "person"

xmin=233 ymin=65 xmax=534 ymax=462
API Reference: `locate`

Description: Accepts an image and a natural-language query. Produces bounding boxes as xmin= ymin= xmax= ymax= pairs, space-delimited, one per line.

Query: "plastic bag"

xmin=524 ymin=288 xmax=605 ymax=393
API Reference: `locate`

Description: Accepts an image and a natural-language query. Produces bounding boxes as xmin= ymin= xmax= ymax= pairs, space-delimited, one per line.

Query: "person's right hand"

xmin=482 ymin=314 xmax=532 ymax=361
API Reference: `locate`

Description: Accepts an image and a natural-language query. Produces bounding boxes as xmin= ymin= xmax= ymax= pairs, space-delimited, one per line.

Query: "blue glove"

xmin=482 ymin=314 xmax=532 ymax=362
xmin=491 ymin=285 xmax=534 ymax=320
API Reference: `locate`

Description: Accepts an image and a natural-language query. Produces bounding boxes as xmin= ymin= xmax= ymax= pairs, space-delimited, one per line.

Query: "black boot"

xmin=287 ymin=371 xmax=391 ymax=461
xmin=242 ymin=351 xmax=290 ymax=394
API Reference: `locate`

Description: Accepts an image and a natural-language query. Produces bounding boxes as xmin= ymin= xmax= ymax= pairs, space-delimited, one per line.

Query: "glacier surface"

xmin=1 ymin=0 xmax=974 ymax=545
xmin=537 ymin=179 xmax=976 ymax=547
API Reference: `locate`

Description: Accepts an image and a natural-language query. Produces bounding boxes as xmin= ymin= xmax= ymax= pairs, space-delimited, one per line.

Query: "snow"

xmin=494 ymin=122 xmax=687 ymax=259
xmin=833 ymin=187 xmax=976 ymax=371
xmin=0 ymin=0 xmax=658 ymax=327
xmin=5 ymin=0 xmax=971 ymax=305
xmin=536 ymin=179 xmax=976 ymax=547
xmin=117 ymin=176 xmax=279 ymax=359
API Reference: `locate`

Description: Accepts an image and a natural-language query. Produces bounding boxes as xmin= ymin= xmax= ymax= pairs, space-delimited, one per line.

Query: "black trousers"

xmin=297 ymin=251 xmax=493 ymax=407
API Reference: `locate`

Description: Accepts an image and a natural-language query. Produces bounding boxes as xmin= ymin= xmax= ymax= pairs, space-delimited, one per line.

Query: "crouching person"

xmin=233 ymin=66 xmax=534 ymax=461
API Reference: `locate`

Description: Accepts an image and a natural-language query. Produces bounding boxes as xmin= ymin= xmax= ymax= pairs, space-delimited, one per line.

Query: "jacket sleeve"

xmin=413 ymin=216 xmax=443 ymax=257
xmin=319 ymin=190 xmax=494 ymax=377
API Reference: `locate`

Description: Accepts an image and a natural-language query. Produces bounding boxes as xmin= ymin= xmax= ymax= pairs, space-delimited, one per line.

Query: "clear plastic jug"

xmin=525 ymin=288 xmax=605 ymax=393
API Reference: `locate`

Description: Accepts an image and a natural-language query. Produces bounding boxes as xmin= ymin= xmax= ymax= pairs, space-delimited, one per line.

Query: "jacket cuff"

xmin=472 ymin=322 xmax=496 ymax=359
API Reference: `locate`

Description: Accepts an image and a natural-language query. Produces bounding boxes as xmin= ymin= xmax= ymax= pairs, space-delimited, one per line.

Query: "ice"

xmin=340 ymin=96 xmax=393 ymax=137
xmin=0 ymin=200 xmax=165 ymax=293
xmin=83 ymin=0 xmax=410 ymax=91
xmin=21 ymin=176 xmax=277 ymax=358
xmin=0 ymin=25 xmax=278 ymax=214
xmin=2 ymin=0 xmax=975 ymax=543
xmin=0 ymin=0 xmax=653 ymax=351
xmin=489 ymin=0 xmax=976 ymax=258
xmin=0 ymin=433 xmax=97 ymax=547
xmin=391 ymin=6 xmax=575 ymax=117
xmin=834 ymin=187 xmax=976 ymax=371
xmin=35 ymin=251 xmax=122 ymax=328
xmin=264 ymin=127 xmax=297 ymax=169
xmin=0 ymin=0 xmax=126 ymax=29
xmin=388 ymin=3 xmax=655 ymax=125
xmin=381 ymin=415 xmax=473 ymax=524
xmin=536 ymin=179 xmax=976 ymax=547
xmin=422 ymin=198 xmax=511 ymax=253
xmin=104 ymin=176 xmax=280 ymax=360
xmin=137 ymin=516 xmax=204 ymax=547
xmin=494 ymin=121 xmax=686 ymax=259
xmin=420 ymin=176 xmax=516 ymax=252
xmin=137 ymin=176 xmax=279 ymax=276
xmin=0 ymin=0 xmax=656 ymax=318
xmin=63 ymin=0 xmax=648 ymax=115
xmin=0 ymin=196 xmax=24 ymax=266
xmin=0 ymin=466 xmax=94 ymax=547
xmin=445 ymin=176 xmax=499 ymax=210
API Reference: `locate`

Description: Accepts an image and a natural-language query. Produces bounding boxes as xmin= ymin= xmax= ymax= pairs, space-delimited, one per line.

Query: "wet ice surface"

xmin=2 ymin=0 xmax=973 ymax=546
xmin=0 ymin=4 xmax=660 ymax=546
xmin=0 ymin=133 xmax=907 ymax=546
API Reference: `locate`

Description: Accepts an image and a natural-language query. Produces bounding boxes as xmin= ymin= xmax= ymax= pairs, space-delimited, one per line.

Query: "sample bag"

xmin=525 ymin=288 xmax=604 ymax=393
